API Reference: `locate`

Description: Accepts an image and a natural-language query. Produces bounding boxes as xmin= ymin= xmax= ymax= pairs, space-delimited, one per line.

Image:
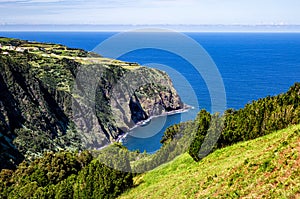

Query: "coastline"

xmin=115 ymin=104 xmax=193 ymax=143
xmin=97 ymin=104 xmax=193 ymax=150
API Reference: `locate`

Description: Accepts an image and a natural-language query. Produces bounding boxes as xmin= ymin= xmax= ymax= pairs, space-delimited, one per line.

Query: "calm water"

xmin=2 ymin=32 xmax=300 ymax=152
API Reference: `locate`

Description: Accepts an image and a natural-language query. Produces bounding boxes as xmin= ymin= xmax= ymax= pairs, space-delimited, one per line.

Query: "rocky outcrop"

xmin=0 ymin=38 xmax=183 ymax=170
xmin=111 ymin=67 xmax=183 ymax=129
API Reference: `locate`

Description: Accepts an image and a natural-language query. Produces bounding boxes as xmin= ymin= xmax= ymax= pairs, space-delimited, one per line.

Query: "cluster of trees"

xmin=1 ymin=63 xmax=300 ymax=197
xmin=219 ymin=83 xmax=300 ymax=146
xmin=162 ymin=83 xmax=300 ymax=162
xmin=0 ymin=148 xmax=133 ymax=199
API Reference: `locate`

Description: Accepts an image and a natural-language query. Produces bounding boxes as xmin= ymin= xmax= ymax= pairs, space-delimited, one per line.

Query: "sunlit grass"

xmin=119 ymin=124 xmax=300 ymax=199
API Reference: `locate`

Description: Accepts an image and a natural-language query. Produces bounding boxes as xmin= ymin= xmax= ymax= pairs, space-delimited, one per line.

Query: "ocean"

xmin=1 ymin=31 xmax=300 ymax=152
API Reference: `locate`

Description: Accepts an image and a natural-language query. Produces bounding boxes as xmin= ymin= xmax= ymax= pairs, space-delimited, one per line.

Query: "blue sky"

xmin=0 ymin=0 xmax=300 ymax=25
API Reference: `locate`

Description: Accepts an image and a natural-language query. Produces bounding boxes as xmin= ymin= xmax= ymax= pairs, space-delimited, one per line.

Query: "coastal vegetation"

xmin=188 ymin=82 xmax=300 ymax=162
xmin=0 ymin=37 xmax=183 ymax=170
xmin=1 ymin=82 xmax=299 ymax=198
xmin=0 ymin=37 xmax=300 ymax=198
xmin=123 ymin=83 xmax=300 ymax=172
xmin=0 ymin=149 xmax=133 ymax=198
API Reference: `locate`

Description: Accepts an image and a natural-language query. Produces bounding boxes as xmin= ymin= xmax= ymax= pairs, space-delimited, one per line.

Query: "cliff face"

xmin=0 ymin=38 xmax=183 ymax=169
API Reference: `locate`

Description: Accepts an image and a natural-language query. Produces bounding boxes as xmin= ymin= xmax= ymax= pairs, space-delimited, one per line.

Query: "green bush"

xmin=0 ymin=149 xmax=133 ymax=199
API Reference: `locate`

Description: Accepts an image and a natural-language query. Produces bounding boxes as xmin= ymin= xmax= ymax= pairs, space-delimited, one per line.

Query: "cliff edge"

xmin=0 ymin=37 xmax=184 ymax=169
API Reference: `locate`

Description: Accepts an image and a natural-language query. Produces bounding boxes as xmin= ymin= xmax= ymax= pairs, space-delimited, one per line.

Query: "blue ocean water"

xmin=1 ymin=32 xmax=300 ymax=152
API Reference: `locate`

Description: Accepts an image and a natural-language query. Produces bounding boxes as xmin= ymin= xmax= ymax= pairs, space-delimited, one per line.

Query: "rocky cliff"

xmin=0 ymin=37 xmax=183 ymax=169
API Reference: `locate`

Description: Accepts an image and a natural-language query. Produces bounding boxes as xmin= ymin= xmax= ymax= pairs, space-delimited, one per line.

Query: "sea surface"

xmin=1 ymin=31 xmax=300 ymax=152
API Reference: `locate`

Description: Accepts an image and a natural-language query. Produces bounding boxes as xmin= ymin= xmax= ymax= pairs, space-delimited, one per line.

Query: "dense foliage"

xmin=161 ymin=83 xmax=300 ymax=162
xmin=0 ymin=39 xmax=93 ymax=170
xmin=219 ymin=83 xmax=300 ymax=146
xmin=0 ymin=149 xmax=133 ymax=199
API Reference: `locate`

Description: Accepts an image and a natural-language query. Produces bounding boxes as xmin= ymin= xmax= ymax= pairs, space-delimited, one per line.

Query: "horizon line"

xmin=1 ymin=24 xmax=300 ymax=33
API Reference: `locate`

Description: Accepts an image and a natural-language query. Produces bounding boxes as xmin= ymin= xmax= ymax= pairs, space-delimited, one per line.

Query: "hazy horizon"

xmin=1 ymin=24 xmax=300 ymax=32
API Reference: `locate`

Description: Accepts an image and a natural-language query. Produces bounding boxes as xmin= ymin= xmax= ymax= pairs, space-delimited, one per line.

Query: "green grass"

xmin=119 ymin=124 xmax=300 ymax=199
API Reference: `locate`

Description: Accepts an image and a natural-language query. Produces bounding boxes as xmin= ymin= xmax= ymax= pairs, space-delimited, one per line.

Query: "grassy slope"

xmin=119 ymin=124 xmax=300 ymax=199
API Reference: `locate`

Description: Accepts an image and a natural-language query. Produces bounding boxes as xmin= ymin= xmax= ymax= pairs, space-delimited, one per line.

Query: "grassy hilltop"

xmin=119 ymin=124 xmax=300 ymax=198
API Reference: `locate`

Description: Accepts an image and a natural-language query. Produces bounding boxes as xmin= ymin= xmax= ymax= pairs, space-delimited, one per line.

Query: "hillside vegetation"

xmin=0 ymin=149 xmax=133 ymax=199
xmin=0 ymin=37 xmax=183 ymax=170
xmin=1 ymin=36 xmax=300 ymax=198
xmin=119 ymin=124 xmax=300 ymax=199
xmin=127 ymin=83 xmax=300 ymax=172
xmin=1 ymin=83 xmax=299 ymax=198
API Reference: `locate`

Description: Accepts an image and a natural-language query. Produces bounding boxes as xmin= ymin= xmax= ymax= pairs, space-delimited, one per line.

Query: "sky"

xmin=0 ymin=0 xmax=300 ymax=25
